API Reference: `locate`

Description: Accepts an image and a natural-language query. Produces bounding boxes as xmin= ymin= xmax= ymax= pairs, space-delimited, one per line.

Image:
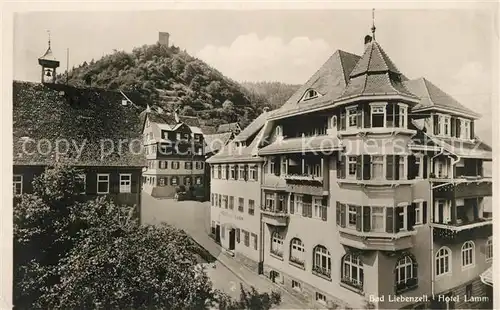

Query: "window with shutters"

xmin=347 ymin=106 xmax=358 ymax=128
xmin=313 ymin=197 xmax=324 ymax=220
xmin=341 ymin=254 xmax=364 ymax=290
xmin=435 ymin=247 xmax=451 ymax=276
xmin=223 ymin=195 xmax=228 ymax=209
xmin=486 ymin=237 xmax=493 ymax=261
xmin=414 ymin=202 xmax=423 ymax=225
xmin=248 ymin=200 xmax=255 ymax=215
xmin=239 ymin=165 xmax=245 ymax=180
xmin=290 ymin=238 xmax=305 ymax=267
xmin=244 ymin=231 xmax=250 ymax=247
xmin=371 ymin=207 xmax=385 ymax=232
xmin=397 ymin=207 xmax=407 ymax=231
xmin=313 ymin=245 xmax=331 ymax=278
xmin=415 ymin=156 xmax=423 ymax=178
xmin=461 ymin=241 xmax=475 ymax=269
xmin=348 ymin=206 xmax=357 ymax=228
xmin=395 ymin=255 xmax=418 ymax=293
xmin=347 ymin=156 xmax=357 ymax=178
xmin=271 ymin=232 xmax=284 ymax=257
xmin=229 ymin=196 xmax=234 ymax=210
xmin=371 ymin=155 xmax=384 ymax=179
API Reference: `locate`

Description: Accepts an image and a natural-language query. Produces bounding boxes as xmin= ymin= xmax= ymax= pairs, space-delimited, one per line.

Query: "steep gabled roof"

xmin=270 ymin=50 xmax=361 ymax=119
xmin=140 ymin=110 xmax=201 ymax=130
xmin=217 ymin=122 xmax=241 ymax=133
xmin=13 ymin=81 xmax=145 ymax=167
xmin=200 ymin=125 xmax=217 ymax=135
xmin=204 ymin=132 xmax=234 ymax=154
xmin=233 ymin=109 xmax=272 ymax=142
xmin=338 ymin=41 xmax=416 ymax=100
xmin=404 ymin=78 xmax=480 ymax=118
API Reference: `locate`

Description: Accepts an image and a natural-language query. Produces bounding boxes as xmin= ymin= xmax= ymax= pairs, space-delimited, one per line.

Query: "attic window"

xmin=302 ymin=89 xmax=320 ymax=101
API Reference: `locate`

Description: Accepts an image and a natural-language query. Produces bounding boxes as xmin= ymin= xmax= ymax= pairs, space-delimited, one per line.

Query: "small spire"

xmin=371 ymin=8 xmax=376 ymax=41
xmin=47 ymin=30 xmax=51 ymax=49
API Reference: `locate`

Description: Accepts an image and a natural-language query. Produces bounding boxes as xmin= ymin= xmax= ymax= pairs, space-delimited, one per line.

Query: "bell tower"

xmin=38 ymin=30 xmax=60 ymax=84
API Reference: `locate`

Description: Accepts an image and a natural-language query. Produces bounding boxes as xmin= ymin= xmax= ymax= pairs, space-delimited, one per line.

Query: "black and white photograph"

xmin=2 ymin=2 xmax=498 ymax=309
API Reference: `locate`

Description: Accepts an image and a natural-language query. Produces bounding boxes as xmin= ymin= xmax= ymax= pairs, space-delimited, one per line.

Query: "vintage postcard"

xmin=2 ymin=1 xmax=498 ymax=309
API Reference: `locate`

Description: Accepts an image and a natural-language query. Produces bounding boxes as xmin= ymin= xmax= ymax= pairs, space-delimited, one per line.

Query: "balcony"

xmin=284 ymin=173 xmax=323 ymax=184
xmin=338 ymin=227 xmax=417 ymax=251
xmin=261 ymin=207 xmax=289 ymax=226
xmin=432 ymin=218 xmax=492 ymax=243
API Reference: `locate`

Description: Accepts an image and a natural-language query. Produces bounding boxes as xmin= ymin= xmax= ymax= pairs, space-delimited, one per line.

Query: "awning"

xmin=480 ymin=267 xmax=493 ymax=286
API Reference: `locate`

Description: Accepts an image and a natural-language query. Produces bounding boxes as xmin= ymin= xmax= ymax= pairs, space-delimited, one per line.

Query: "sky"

xmin=13 ymin=8 xmax=497 ymax=142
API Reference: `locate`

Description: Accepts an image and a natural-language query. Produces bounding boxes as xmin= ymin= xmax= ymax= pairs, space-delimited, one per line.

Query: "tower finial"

xmin=47 ymin=30 xmax=51 ymax=48
xmin=371 ymin=8 xmax=376 ymax=40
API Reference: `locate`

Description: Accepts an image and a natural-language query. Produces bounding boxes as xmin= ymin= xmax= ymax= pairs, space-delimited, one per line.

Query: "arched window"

xmin=313 ymin=245 xmax=331 ymax=278
xmin=289 ymin=238 xmax=305 ymax=267
xmin=271 ymin=232 xmax=284 ymax=257
xmin=275 ymin=125 xmax=282 ymax=137
xmin=341 ymin=254 xmax=364 ymax=289
xmin=331 ymin=115 xmax=337 ymax=129
xmin=461 ymin=241 xmax=475 ymax=268
xmin=435 ymin=247 xmax=451 ymax=276
xmin=395 ymin=254 xmax=418 ymax=293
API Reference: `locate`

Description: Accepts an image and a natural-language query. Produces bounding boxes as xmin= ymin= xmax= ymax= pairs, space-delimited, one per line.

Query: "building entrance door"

xmin=229 ymin=229 xmax=235 ymax=250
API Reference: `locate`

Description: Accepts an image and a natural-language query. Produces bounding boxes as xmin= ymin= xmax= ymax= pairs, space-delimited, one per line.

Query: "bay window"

xmin=265 ymin=193 xmax=275 ymax=210
xmin=347 ymin=206 xmax=357 ymax=228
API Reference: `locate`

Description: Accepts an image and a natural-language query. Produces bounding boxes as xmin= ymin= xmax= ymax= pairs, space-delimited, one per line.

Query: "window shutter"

xmin=322 ymin=206 xmax=327 ymax=221
xmin=356 ymin=155 xmax=363 ymax=180
xmin=290 ymin=195 xmax=294 ymax=214
xmin=357 ymin=105 xmax=363 ymax=128
xmin=364 ymin=105 xmax=371 ymax=128
xmin=340 ymin=204 xmax=346 ymax=228
xmin=235 ymin=165 xmax=239 ymax=179
xmin=225 ymin=165 xmax=229 ymax=180
xmin=274 ymin=156 xmax=281 ymax=176
xmin=422 ymin=201 xmax=427 ymax=224
xmin=336 ymin=202 xmax=341 ymax=225
xmin=470 ymin=121 xmax=475 ymax=139
xmin=386 ymin=155 xmax=394 ymax=180
xmin=423 ymin=156 xmax=428 ymax=179
xmin=254 ymin=165 xmax=259 ymax=181
xmin=451 ymin=118 xmax=456 ymax=137
xmin=394 ymin=155 xmax=400 ymax=180
xmin=395 ymin=207 xmax=403 ymax=233
xmin=236 ymin=229 xmax=240 ymax=243
xmin=363 ymin=206 xmax=371 ymax=232
xmin=363 ymin=154 xmax=371 ymax=180
xmin=456 ymin=119 xmax=462 ymax=138
xmin=408 ymin=204 xmax=416 ymax=230
xmin=407 ymin=155 xmax=416 ymax=180
xmin=338 ymin=156 xmax=346 ymax=179
xmin=356 ymin=205 xmax=362 ymax=231
xmin=433 ymin=115 xmax=439 ymax=135
xmin=340 ymin=111 xmax=346 ymax=130
xmin=386 ymin=207 xmax=394 ymax=233
xmin=244 ymin=164 xmax=248 ymax=181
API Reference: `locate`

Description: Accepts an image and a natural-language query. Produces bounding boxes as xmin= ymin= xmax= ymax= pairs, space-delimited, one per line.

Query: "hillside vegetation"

xmin=241 ymin=81 xmax=299 ymax=109
xmin=59 ymin=43 xmax=296 ymax=128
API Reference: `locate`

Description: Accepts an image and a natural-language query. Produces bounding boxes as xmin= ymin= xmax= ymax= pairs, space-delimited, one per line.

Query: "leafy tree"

xmin=14 ymin=165 xmax=282 ymax=309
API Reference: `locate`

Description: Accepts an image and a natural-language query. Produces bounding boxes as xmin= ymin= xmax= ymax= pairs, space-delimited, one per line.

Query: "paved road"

xmin=141 ymin=193 xmax=311 ymax=309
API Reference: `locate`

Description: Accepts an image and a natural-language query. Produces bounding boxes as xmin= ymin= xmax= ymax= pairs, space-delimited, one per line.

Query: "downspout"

xmin=429 ymin=146 xmax=444 ymax=299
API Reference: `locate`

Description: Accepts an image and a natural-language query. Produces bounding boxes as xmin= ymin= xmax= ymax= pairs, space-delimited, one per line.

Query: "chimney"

xmin=158 ymin=32 xmax=170 ymax=47
xmin=263 ymin=107 xmax=270 ymax=113
xmin=364 ymin=35 xmax=372 ymax=50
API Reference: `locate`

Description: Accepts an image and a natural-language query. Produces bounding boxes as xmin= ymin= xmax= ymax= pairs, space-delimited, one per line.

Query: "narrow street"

xmin=141 ymin=193 xmax=311 ymax=309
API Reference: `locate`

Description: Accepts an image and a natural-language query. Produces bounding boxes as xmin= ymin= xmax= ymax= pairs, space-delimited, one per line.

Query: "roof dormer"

xmin=300 ymin=88 xmax=322 ymax=102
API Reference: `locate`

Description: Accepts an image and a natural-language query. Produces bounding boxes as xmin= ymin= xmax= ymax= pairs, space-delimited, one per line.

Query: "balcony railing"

xmin=338 ymin=227 xmax=416 ymax=251
xmin=284 ymin=173 xmax=323 ymax=183
xmin=341 ymin=277 xmax=364 ymax=291
xmin=261 ymin=206 xmax=289 ymax=226
xmin=432 ymin=219 xmax=492 ymax=243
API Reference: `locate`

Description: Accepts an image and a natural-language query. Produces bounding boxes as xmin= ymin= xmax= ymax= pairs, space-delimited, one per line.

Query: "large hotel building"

xmin=207 ymin=29 xmax=493 ymax=309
